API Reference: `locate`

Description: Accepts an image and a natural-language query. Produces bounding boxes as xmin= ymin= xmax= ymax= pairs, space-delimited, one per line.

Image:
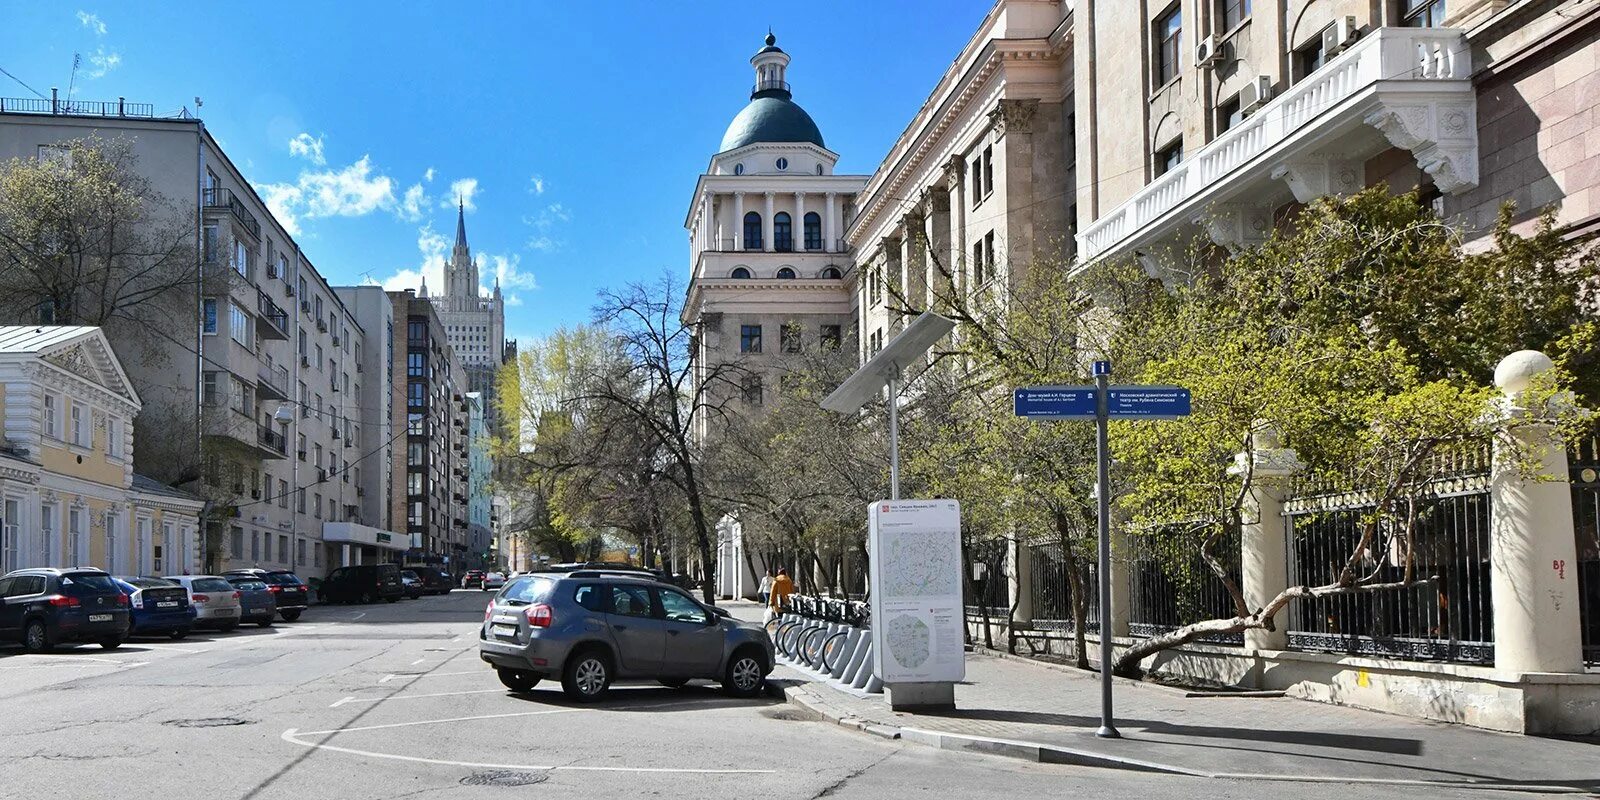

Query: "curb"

xmin=770 ymin=677 xmax=1600 ymax=794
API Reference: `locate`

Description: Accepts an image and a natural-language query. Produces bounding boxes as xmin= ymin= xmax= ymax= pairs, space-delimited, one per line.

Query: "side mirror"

xmin=710 ymin=606 xmax=730 ymax=619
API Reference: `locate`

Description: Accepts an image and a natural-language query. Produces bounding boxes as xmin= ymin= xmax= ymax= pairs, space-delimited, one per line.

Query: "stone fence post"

xmin=1490 ymin=350 xmax=1585 ymax=675
xmin=1007 ymin=535 xmax=1034 ymax=630
xmin=1232 ymin=422 xmax=1303 ymax=653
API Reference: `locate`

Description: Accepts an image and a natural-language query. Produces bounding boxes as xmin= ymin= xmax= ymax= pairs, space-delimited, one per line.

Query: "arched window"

xmin=730 ymin=267 xmax=752 ymax=279
xmin=776 ymin=157 xmax=789 ymax=171
xmin=773 ymin=212 xmax=793 ymax=252
xmin=776 ymin=267 xmax=796 ymax=279
xmin=733 ymin=163 xmax=745 ymax=175
xmin=743 ymin=212 xmax=762 ymax=250
xmin=803 ymin=212 xmax=822 ymax=250
xmin=819 ymin=267 xmax=842 ymax=279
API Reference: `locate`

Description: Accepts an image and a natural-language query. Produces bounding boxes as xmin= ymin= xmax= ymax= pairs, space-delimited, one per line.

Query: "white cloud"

xmin=529 ymin=175 xmax=546 ymax=195
xmin=76 ymin=11 xmax=106 ymax=35
xmin=85 ymin=48 xmax=120 ymax=78
xmin=259 ymin=155 xmax=399 ymax=235
xmin=287 ymin=132 xmax=326 ymax=165
xmin=526 ymin=235 xmax=557 ymax=252
xmin=398 ymin=183 xmax=428 ymax=222
xmin=448 ymin=177 xmax=480 ymax=211
xmin=485 ymin=253 xmax=538 ymax=293
xmin=423 ymin=167 xmax=436 ymax=182
xmin=382 ymin=224 xmax=449 ymax=293
xmin=505 ymin=295 xmax=524 ymax=306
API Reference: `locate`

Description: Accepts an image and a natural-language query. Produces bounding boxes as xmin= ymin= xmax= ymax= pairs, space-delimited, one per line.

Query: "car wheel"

xmin=22 ymin=621 xmax=52 ymax=653
xmin=385 ymin=597 xmax=398 ymax=603
xmin=257 ymin=618 xmax=274 ymax=628
xmin=497 ymin=668 xmax=539 ymax=693
xmin=359 ymin=591 xmax=373 ymax=604
xmin=221 ymin=622 xmax=238 ymax=633
xmin=658 ymin=678 xmax=689 ymax=689
xmin=280 ymin=610 xmax=302 ymax=622
xmin=724 ymin=650 xmax=766 ymax=698
xmin=170 ymin=628 xmax=190 ymax=640
xmin=561 ymin=649 xmax=612 ymax=702
xmin=100 ymin=638 xmax=123 ymax=650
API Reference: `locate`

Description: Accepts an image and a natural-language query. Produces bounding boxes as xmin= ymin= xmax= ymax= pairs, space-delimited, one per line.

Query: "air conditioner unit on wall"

xmin=1322 ymin=16 xmax=1359 ymax=56
xmin=1240 ymin=75 xmax=1272 ymax=114
xmin=1196 ymin=35 xmax=1222 ymax=68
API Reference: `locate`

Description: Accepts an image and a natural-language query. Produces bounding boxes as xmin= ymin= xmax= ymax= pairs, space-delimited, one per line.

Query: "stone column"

xmin=1231 ymin=423 xmax=1304 ymax=653
xmin=824 ymin=192 xmax=837 ymax=252
xmin=763 ymin=192 xmax=775 ymax=252
xmin=794 ymin=192 xmax=807 ymax=250
xmin=899 ymin=214 xmax=924 ymax=307
xmin=1489 ymin=350 xmax=1585 ymax=675
xmin=701 ymin=192 xmax=713 ymax=251
xmin=944 ymin=157 xmax=967 ymax=292
xmin=733 ymin=192 xmax=745 ymax=252
xmin=1008 ymin=534 xmax=1035 ymax=631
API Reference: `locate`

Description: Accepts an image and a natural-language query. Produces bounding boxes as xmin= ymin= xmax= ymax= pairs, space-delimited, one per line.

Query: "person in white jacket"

xmin=757 ymin=571 xmax=774 ymax=606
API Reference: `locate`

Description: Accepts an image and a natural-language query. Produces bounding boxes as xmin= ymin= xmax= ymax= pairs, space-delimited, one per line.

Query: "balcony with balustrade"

xmin=1076 ymin=27 xmax=1478 ymax=268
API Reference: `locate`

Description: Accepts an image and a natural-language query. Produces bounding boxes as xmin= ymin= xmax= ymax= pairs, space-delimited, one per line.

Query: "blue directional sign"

xmin=1013 ymin=386 xmax=1097 ymax=419
xmin=1013 ymin=385 xmax=1191 ymax=420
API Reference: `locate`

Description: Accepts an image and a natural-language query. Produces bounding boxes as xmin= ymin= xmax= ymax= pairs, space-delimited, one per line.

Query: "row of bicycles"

xmin=763 ymin=595 xmax=870 ymax=674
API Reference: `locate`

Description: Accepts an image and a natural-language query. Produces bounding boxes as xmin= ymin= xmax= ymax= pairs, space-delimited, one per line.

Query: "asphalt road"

xmin=0 ymin=590 xmax=1552 ymax=799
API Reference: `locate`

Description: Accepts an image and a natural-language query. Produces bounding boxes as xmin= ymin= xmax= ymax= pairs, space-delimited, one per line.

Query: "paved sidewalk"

xmin=727 ymin=604 xmax=1600 ymax=793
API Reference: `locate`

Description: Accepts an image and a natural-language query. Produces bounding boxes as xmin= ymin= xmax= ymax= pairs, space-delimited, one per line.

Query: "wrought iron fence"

xmin=1126 ymin=522 xmax=1244 ymax=645
xmin=1568 ymin=437 xmax=1600 ymax=666
xmin=1029 ymin=538 xmax=1098 ymax=635
xmin=963 ymin=536 xmax=1009 ymax=618
xmin=1284 ymin=490 xmax=1494 ymax=663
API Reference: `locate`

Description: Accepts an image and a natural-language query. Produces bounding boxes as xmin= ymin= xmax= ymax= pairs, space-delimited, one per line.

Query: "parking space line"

xmin=280 ymin=728 xmax=776 ymax=774
xmin=335 ymin=688 xmax=506 ymax=707
xmin=379 ymin=669 xmax=486 ymax=683
xmin=297 ymin=708 xmax=579 ymax=735
xmin=409 ymin=658 xmax=425 ymax=665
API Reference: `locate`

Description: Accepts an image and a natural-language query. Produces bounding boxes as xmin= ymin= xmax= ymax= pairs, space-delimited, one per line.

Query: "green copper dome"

xmin=719 ymin=96 xmax=825 ymax=153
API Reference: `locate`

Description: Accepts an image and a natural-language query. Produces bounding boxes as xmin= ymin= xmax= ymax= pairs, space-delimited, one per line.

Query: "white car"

xmin=482 ymin=572 xmax=507 ymax=591
xmin=162 ymin=575 xmax=243 ymax=632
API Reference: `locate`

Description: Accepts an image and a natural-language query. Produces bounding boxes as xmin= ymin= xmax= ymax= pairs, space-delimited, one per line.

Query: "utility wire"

xmin=0 ymin=64 xmax=48 ymax=99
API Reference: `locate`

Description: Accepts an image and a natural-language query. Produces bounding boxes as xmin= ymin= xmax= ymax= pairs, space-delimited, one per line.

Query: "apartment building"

xmin=0 ymin=101 xmax=403 ymax=576
xmin=391 ymin=291 xmax=474 ymax=573
xmin=466 ymin=392 xmax=492 ymax=566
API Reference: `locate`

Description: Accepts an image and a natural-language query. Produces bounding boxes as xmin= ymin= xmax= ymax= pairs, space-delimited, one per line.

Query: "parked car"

xmin=319 ymin=564 xmax=403 ymax=604
xmin=409 ymin=567 xmax=453 ymax=595
xmin=0 ymin=568 xmax=130 ymax=651
xmin=462 ymin=570 xmax=485 ymax=590
xmin=224 ymin=575 xmax=278 ymax=627
xmin=482 ymin=572 xmax=507 ymax=591
xmin=163 ymin=575 xmax=242 ymax=632
xmin=478 ymin=571 xmax=773 ymax=701
xmin=223 ymin=569 xmax=309 ymax=621
xmin=399 ymin=570 xmax=425 ymax=600
xmin=113 ymin=576 xmax=195 ymax=639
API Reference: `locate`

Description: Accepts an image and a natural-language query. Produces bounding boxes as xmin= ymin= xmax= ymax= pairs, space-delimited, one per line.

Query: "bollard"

xmin=829 ymin=628 xmax=861 ymax=680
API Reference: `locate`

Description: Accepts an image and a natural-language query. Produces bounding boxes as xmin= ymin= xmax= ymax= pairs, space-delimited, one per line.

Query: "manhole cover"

xmin=460 ymin=771 xmax=548 ymax=787
xmin=760 ymin=708 xmax=812 ymax=722
xmin=164 ymin=717 xmax=253 ymax=728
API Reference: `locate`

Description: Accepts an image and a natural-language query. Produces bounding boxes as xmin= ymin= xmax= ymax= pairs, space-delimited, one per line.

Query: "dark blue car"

xmin=114 ymin=577 xmax=196 ymax=639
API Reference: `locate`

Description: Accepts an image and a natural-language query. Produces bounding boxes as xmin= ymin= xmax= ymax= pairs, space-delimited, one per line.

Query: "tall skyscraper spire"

xmin=454 ymin=197 xmax=469 ymax=250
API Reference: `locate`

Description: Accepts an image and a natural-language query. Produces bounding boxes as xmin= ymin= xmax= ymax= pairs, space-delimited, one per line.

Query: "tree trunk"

xmin=1053 ymin=510 xmax=1090 ymax=670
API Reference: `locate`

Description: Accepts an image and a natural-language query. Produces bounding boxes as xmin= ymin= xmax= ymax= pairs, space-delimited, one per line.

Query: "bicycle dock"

xmin=766 ymin=596 xmax=883 ymax=695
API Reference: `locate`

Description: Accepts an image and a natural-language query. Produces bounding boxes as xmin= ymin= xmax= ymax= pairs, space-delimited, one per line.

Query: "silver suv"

xmin=478 ymin=571 xmax=773 ymax=701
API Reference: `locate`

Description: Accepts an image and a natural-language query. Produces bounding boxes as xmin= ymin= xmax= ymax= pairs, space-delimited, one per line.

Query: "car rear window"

xmin=60 ymin=573 xmax=120 ymax=593
xmin=124 ymin=577 xmax=177 ymax=589
xmin=192 ymin=578 xmax=233 ymax=593
xmin=499 ymin=576 xmax=552 ymax=604
xmin=265 ymin=572 xmax=304 ymax=586
xmin=228 ymin=578 xmax=268 ymax=590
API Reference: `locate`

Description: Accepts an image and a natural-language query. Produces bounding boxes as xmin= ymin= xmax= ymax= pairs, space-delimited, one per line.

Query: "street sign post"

xmin=1014 ymin=363 xmax=1192 ymax=739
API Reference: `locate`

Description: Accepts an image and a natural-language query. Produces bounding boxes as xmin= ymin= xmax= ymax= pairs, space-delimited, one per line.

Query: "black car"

xmin=399 ymin=570 xmax=425 ymax=600
xmin=408 ymin=567 xmax=453 ymax=595
xmin=319 ymin=564 xmax=403 ymax=604
xmin=223 ymin=568 xmax=310 ymax=621
xmin=0 ymin=568 xmax=130 ymax=651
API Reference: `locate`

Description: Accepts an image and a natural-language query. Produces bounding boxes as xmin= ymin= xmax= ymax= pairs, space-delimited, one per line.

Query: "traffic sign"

xmin=1013 ymin=385 xmax=1191 ymax=420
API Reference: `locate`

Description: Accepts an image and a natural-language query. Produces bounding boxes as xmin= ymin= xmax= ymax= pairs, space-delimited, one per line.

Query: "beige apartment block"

xmin=0 ymin=103 xmax=397 ymax=578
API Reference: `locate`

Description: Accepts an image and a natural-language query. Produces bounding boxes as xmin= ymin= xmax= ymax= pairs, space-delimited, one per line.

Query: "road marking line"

xmin=280 ymin=728 xmax=775 ymax=774
xmin=379 ymin=669 xmax=485 ymax=683
xmin=296 ymin=708 xmax=579 ymax=735
xmin=348 ymin=611 xmax=366 ymax=620
xmin=338 ymin=688 xmax=505 ymax=706
xmin=409 ymin=658 xmax=425 ymax=665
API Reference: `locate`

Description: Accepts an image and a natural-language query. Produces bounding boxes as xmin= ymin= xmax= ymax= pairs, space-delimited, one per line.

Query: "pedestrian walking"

xmin=757 ymin=570 xmax=773 ymax=605
xmin=769 ymin=567 xmax=794 ymax=612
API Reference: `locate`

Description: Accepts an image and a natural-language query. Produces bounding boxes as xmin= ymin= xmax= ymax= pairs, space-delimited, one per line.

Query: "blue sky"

xmin=0 ymin=1 xmax=988 ymax=343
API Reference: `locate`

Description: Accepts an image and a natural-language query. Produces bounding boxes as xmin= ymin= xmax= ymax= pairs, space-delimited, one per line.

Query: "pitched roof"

xmin=132 ymin=473 xmax=204 ymax=503
xmin=0 ymin=325 xmax=101 ymax=353
xmin=0 ymin=325 xmax=140 ymax=407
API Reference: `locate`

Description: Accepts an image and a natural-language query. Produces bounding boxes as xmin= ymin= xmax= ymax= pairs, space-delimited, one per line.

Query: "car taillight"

xmin=45 ymin=594 xmax=80 ymax=608
xmin=267 ymin=585 xmax=282 ymax=593
xmin=231 ymin=591 xmax=241 ymax=600
xmin=526 ymin=604 xmax=553 ymax=628
xmin=484 ymin=603 xmax=494 ymax=621
xmin=192 ymin=594 xmax=209 ymax=603
xmin=116 ymin=593 xmax=131 ymax=607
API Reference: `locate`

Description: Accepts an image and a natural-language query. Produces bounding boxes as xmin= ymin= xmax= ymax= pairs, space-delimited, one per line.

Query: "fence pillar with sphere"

xmin=1490 ymin=350 xmax=1586 ymax=675
xmin=1231 ymin=422 xmax=1304 ymax=653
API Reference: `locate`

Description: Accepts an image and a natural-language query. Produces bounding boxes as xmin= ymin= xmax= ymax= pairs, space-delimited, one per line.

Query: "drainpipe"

xmin=195 ymin=119 xmax=207 ymax=571
xmin=1084 ymin=0 xmax=1100 ymax=219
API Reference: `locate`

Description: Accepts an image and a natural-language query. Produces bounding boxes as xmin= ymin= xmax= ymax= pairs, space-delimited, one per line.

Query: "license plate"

xmin=88 ymin=614 xmax=112 ymax=623
xmin=156 ymin=601 xmax=178 ymax=609
xmin=491 ymin=624 xmax=518 ymax=637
